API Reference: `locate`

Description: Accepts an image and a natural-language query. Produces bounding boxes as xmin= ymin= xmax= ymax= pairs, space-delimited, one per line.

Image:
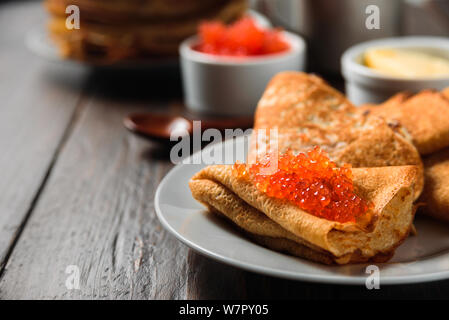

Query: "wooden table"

xmin=1 ymin=1 xmax=449 ymax=300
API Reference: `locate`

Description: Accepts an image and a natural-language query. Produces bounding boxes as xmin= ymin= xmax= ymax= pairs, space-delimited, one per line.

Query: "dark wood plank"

xmin=0 ymin=1 xmax=85 ymax=269
xmin=186 ymin=251 xmax=248 ymax=299
xmin=0 ymin=68 xmax=194 ymax=298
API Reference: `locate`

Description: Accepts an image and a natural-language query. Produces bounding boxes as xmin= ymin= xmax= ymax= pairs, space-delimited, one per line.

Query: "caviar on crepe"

xmin=233 ymin=147 xmax=372 ymax=223
xmin=194 ymin=16 xmax=289 ymax=56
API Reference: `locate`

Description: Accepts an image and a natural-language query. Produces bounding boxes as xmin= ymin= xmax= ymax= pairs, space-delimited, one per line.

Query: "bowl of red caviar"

xmin=180 ymin=16 xmax=306 ymax=117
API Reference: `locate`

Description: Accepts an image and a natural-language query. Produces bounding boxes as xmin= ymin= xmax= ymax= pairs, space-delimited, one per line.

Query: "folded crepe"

xmin=360 ymin=88 xmax=449 ymax=223
xmin=420 ymin=148 xmax=449 ymax=222
xmin=190 ymin=165 xmax=418 ymax=265
xmin=249 ymin=72 xmax=424 ymax=199
xmin=443 ymin=87 xmax=449 ymax=100
xmin=360 ymin=89 xmax=449 ymax=155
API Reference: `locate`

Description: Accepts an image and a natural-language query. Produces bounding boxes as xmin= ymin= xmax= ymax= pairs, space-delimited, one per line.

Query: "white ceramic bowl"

xmin=180 ymin=31 xmax=306 ymax=116
xmin=341 ymin=36 xmax=449 ymax=105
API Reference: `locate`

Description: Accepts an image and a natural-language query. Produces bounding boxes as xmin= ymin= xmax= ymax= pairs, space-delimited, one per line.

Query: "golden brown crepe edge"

xmin=360 ymin=89 xmax=449 ymax=155
xmin=419 ymin=148 xmax=449 ymax=222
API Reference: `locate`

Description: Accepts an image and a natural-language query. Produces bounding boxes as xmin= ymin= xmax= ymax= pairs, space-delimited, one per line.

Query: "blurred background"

xmin=2 ymin=0 xmax=447 ymax=99
xmin=27 ymin=0 xmax=449 ymax=70
xmin=255 ymin=0 xmax=449 ymax=73
xmin=7 ymin=0 xmax=445 ymax=115
xmin=0 ymin=0 xmax=447 ymax=145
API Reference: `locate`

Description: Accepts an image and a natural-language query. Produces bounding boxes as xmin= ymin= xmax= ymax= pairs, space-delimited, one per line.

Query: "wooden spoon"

xmin=124 ymin=112 xmax=253 ymax=142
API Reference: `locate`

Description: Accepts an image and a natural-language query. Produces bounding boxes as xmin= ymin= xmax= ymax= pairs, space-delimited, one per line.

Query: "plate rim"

xmin=155 ymin=136 xmax=449 ymax=285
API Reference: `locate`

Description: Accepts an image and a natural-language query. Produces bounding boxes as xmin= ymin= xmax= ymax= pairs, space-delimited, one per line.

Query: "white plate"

xmin=25 ymin=10 xmax=271 ymax=69
xmin=155 ymin=136 xmax=449 ymax=285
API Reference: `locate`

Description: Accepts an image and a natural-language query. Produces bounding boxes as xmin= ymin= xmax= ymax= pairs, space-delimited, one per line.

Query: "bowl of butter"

xmin=341 ymin=37 xmax=449 ymax=105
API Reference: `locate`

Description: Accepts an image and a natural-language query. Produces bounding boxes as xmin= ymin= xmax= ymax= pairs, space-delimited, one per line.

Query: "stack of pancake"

xmin=360 ymin=87 xmax=449 ymax=223
xmin=44 ymin=0 xmax=247 ymax=63
xmin=190 ymin=72 xmax=422 ymax=265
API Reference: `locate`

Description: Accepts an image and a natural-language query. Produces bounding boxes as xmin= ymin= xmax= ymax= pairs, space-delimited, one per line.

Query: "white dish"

xmin=180 ymin=30 xmax=306 ymax=117
xmin=341 ymin=36 xmax=449 ymax=105
xmin=155 ymin=135 xmax=449 ymax=285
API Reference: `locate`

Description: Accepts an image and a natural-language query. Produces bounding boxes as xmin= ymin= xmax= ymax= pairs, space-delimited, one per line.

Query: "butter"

xmin=364 ymin=48 xmax=449 ymax=78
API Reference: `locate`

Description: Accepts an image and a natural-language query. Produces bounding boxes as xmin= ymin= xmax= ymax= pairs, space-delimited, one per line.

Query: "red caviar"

xmin=194 ymin=17 xmax=289 ymax=56
xmin=233 ymin=147 xmax=372 ymax=223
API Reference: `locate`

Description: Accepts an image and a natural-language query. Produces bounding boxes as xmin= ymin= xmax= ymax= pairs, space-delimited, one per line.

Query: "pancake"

xmin=360 ymin=92 xmax=411 ymax=110
xmin=443 ymin=87 xmax=449 ymax=99
xmin=45 ymin=0 xmax=247 ymax=62
xmin=190 ymin=165 xmax=418 ymax=264
xmin=420 ymin=148 xmax=449 ymax=222
xmin=45 ymin=0 xmax=224 ymax=23
xmin=360 ymin=90 xmax=449 ymax=155
xmin=249 ymin=72 xmax=424 ymax=199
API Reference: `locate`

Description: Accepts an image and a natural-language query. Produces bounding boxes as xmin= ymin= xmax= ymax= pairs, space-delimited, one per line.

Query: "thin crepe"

xmin=190 ymin=165 xmax=418 ymax=264
xmin=360 ymin=89 xmax=449 ymax=155
xmin=249 ymin=72 xmax=423 ymax=199
xmin=420 ymin=148 xmax=449 ymax=222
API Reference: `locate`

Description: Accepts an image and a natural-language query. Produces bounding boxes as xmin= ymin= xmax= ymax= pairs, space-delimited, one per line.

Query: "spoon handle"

xmin=199 ymin=117 xmax=254 ymax=131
